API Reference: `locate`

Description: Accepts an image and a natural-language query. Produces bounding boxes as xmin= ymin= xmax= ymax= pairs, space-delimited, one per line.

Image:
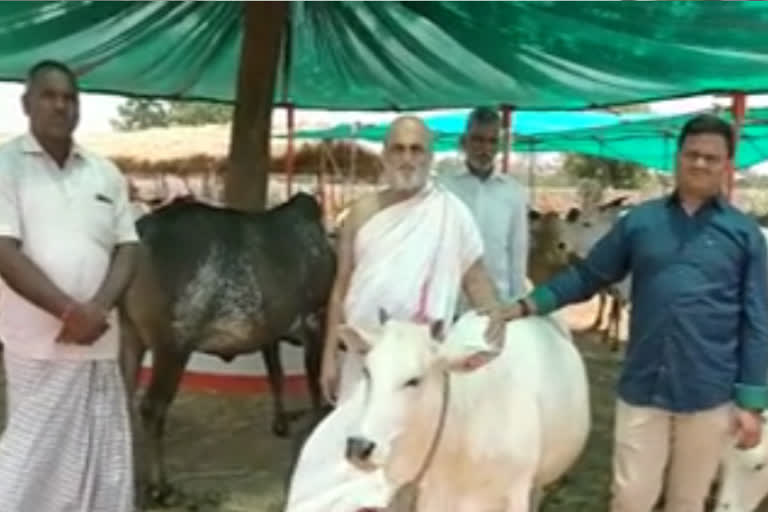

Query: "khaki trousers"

xmin=610 ymin=398 xmax=733 ymax=512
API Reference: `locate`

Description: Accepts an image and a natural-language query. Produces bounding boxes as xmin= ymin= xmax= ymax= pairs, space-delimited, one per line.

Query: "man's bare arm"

xmin=323 ymin=196 xmax=382 ymax=358
xmin=0 ymin=237 xmax=73 ymax=318
xmin=324 ymin=213 xmax=359 ymax=357
xmin=462 ymin=258 xmax=500 ymax=310
xmin=91 ymin=242 xmax=139 ymax=310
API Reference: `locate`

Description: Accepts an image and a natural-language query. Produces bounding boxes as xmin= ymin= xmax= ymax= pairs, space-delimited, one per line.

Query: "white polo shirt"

xmin=0 ymin=134 xmax=139 ymax=360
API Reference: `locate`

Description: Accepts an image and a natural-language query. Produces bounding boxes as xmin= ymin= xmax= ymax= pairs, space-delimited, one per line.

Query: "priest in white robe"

xmin=285 ymin=116 xmax=506 ymax=511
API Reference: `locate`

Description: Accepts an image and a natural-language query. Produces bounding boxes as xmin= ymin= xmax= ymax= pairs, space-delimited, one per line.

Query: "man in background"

xmin=439 ymin=106 xmax=530 ymax=303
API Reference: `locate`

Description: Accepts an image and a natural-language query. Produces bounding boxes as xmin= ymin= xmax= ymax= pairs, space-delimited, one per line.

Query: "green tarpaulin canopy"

xmin=285 ymin=109 xmax=651 ymax=150
xmin=515 ymin=109 xmax=768 ymax=173
xmin=287 ymin=109 xmax=768 ymax=173
xmin=3 ymin=2 xmax=768 ymax=110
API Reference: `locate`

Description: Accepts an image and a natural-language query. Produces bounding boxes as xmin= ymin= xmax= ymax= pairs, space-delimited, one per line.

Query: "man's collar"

xmin=20 ymin=132 xmax=84 ymax=159
xmin=666 ymin=189 xmax=725 ymax=210
xmin=463 ymin=163 xmax=503 ymax=182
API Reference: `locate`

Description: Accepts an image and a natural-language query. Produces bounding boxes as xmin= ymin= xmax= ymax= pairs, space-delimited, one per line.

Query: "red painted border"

xmin=138 ymin=368 xmax=309 ymax=395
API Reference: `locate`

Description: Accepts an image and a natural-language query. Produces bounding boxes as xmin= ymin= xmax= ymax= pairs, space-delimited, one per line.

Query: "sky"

xmin=2 ymin=81 xmax=768 ymax=137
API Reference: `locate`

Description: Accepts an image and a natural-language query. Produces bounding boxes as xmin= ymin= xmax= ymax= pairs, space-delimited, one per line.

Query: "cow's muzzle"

xmin=346 ymin=436 xmax=376 ymax=463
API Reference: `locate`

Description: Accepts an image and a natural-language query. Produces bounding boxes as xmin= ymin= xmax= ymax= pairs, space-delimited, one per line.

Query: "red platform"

xmin=137 ymin=368 xmax=310 ymax=395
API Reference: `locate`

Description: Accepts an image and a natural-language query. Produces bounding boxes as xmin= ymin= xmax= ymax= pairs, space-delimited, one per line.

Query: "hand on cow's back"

xmin=481 ymin=307 xmax=508 ymax=349
xmin=476 ymin=300 xmax=529 ymax=329
xmin=470 ymin=298 xmax=542 ymax=370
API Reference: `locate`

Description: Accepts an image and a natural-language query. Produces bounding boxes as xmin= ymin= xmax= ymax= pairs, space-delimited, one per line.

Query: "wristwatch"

xmin=517 ymin=298 xmax=531 ymax=317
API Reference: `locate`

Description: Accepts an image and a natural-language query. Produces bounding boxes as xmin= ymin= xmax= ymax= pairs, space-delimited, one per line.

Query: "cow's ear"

xmin=436 ymin=347 xmax=500 ymax=374
xmin=430 ymin=319 xmax=445 ymax=342
xmin=433 ymin=319 xmax=500 ymax=374
xmin=566 ymin=208 xmax=580 ymax=223
xmin=337 ymin=324 xmax=373 ymax=354
xmin=600 ymin=196 xmax=630 ymax=210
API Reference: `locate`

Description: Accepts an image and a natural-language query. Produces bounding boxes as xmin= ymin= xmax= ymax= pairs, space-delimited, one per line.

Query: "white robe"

xmin=285 ymin=183 xmax=484 ymax=511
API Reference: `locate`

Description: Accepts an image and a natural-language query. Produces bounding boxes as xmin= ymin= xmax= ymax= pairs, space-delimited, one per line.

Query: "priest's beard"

xmin=386 ymin=165 xmax=429 ymax=192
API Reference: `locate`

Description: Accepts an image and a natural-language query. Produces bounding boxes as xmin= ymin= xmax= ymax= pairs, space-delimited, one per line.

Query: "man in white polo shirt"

xmin=0 ymin=60 xmax=139 ymax=511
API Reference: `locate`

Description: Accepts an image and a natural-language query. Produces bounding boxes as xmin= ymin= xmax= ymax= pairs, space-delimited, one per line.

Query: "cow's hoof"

xmin=202 ymin=490 xmax=225 ymax=505
xmin=272 ymin=417 xmax=290 ymax=437
xmin=287 ymin=409 xmax=307 ymax=422
xmin=144 ymin=482 xmax=186 ymax=508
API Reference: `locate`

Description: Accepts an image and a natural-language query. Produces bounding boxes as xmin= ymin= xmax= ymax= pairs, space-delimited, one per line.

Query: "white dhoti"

xmin=285 ymin=184 xmax=484 ymax=511
xmin=0 ymin=350 xmax=134 ymax=512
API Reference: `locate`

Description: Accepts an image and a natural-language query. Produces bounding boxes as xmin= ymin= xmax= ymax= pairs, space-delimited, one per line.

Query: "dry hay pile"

xmin=273 ymin=141 xmax=383 ymax=182
xmin=108 ymin=139 xmax=382 ymax=183
xmin=114 ymin=154 xmax=226 ymax=178
xmin=530 ymin=188 xmax=650 ymax=214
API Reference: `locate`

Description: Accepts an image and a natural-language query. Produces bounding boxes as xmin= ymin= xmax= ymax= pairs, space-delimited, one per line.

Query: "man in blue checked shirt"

xmin=491 ymin=114 xmax=768 ymax=512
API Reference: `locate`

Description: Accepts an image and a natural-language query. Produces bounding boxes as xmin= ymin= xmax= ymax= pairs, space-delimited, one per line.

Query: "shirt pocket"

xmin=687 ymin=229 xmax=744 ymax=288
xmin=78 ymin=189 xmax=117 ymax=250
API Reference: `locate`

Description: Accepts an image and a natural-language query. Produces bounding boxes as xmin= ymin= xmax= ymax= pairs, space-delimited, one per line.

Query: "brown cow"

xmin=527 ymin=208 xmax=574 ymax=285
xmin=118 ymin=192 xmax=335 ymax=506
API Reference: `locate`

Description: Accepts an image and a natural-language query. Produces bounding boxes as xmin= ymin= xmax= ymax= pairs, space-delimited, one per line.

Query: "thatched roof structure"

xmin=0 ymin=124 xmax=383 ymax=180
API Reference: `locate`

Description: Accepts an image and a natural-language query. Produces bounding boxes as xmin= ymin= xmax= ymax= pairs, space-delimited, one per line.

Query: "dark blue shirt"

xmin=531 ymin=193 xmax=768 ymax=412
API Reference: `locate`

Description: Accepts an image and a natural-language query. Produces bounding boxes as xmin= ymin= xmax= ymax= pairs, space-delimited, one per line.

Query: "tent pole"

xmin=318 ymin=141 xmax=328 ymax=228
xmin=528 ymin=145 xmax=536 ymax=206
xmin=728 ymin=92 xmax=746 ymax=200
xmin=501 ymin=105 xmax=513 ymax=173
xmin=285 ymin=102 xmax=295 ymax=198
xmin=225 ymin=1 xmax=289 ymax=211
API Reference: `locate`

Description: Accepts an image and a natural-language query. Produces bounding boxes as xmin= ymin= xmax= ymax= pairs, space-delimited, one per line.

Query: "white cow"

xmin=561 ymin=198 xmax=632 ymax=350
xmin=711 ymin=227 xmax=768 ymax=512
xmin=339 ymin=309 xmax=591 ymax=511
xmin=713 ymin=413 xmax=768 ymax=512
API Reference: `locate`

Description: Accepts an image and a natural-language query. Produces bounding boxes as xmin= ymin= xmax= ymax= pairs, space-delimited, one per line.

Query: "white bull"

xmin=711 ymin=227 xmax=768 ymax=512
xmin=561 ymin=198 xmax=632 ymax=350
xmin=713 ymin=414 xmax=768 ymax=512
xmin=339 ymin=310 xmax=590 ymax=511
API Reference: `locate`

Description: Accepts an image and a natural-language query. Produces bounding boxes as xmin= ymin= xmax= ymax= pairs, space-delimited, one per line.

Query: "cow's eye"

xmin=404 ymin=378 xmax=421 ymax=388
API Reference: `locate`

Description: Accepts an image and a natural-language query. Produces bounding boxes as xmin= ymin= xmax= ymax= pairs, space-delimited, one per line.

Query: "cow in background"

xmin=561 ymin=196 xmax=632 ymax=351
xmin=118 ymin=192 xmax=336 ymax=505
xmin=527 ymin=209 xmax=575 ymax=286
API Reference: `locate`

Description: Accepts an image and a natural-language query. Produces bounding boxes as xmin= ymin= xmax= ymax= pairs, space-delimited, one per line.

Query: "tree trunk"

xmin=225 ymin=1 xmax=289 ymax=211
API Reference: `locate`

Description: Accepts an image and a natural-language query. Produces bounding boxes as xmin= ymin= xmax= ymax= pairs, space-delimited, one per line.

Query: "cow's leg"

xmin=503 ymin=475 xmax=536 ymax=512
xmin=117 ymin=312 xmax=148 ymax=508
xmin=590 ymin=291 xmax=606 ymax=331
xmin=303 ymin=321 xmax=324 ymax=418
xmin=262 ymin=341 xmax=290 ymax=437
xmin=529 ymin=487 xmax=543 ymax=511
xmin=139 ymin=347 xmax=190 ymax=506
xmin=602 ymin=292 xmax=613 ymax=347
xmin=610 ymin=297 xmax=622 ymax=352
xmin=601 ymin=294 xmax=613 ymax=346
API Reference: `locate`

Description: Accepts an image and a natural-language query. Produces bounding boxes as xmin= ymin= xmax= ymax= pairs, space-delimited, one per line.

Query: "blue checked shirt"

xmin=530 ymin=193 xmax=768 ymax=412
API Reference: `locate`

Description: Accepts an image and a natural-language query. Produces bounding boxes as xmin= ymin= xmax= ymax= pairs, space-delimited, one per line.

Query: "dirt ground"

xmin=0 ymin=298 xmax=630 ymax=511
